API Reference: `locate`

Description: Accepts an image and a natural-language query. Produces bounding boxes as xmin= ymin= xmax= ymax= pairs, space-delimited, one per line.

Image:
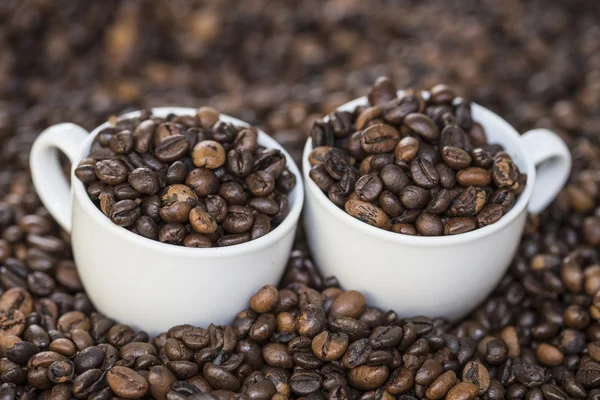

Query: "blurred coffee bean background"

xmin=1 ymin=0 xmax=599 ymax=171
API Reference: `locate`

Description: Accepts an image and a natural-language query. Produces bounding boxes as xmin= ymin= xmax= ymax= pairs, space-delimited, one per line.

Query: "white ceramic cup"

xmin=30 ymin=107 xmax=304 ymax=335
xmin=303 ymin=93 xmax=572 ymax=321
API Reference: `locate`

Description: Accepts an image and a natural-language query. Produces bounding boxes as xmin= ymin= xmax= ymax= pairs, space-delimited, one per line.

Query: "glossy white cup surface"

xmin=30 ymin=108 xmax=304 ymax=335
xmin=303 ymin=94 xmax=571 ymax=321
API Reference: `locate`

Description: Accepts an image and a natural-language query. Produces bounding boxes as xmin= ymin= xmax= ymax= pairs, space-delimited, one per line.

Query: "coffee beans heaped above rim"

xmin=74 ymin=108 xmax=297 ymax=247
xmin=309 ymin=77 xmax=527 ymax=236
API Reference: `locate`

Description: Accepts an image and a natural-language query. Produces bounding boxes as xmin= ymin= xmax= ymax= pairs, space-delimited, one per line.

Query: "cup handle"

xmin=521 ymin=128 xmax=572 ymax=214
xmin=30 ymin=123 xmax=89 ymax=233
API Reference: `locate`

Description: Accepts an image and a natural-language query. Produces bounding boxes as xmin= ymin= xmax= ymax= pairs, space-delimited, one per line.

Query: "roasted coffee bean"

xmin=110 ymin=200 xmax=141 ymax=227
xmin=416 ymin=212 xmax=443 ymax=236
xmin=410 ymin=157 xmax=439 ymax=188
xmin=383 ymin=90 xmax=424 ymax=124
xmin=361 ymin=124 xmax=400 ymax=154
xmin=400 ymin=186 xmax=430 ymax=209
xmin=368 ymin=77 xmax=396 ymax=107
xmin=492 ymin=153 xmax=519 ymax=188
xmin=404 ymin=113 xmax=439 ymax=143
xmin=457 ymin=167 xmax=492 ymax=187
xmin=394 ymin=137 xmax=420 ymax=162
xmin=355 ymin=174 xmax=383 ymax=202
xmin=107 ymin=366 xmax=149 ymax=398
xmin=477 ymin=204 xmax=504 ymax=227
xmin=345 ymin=200 xmax=390 ymax=229
xmin=95 ymin=160 xmax=128 ymax=185
xmin=448 ymin=187 xmax=487 ymax=217
xmin=246 ymin=171 xmax=275 ymax=197
xmin=128 ymin=168 xmax=159 ymax=195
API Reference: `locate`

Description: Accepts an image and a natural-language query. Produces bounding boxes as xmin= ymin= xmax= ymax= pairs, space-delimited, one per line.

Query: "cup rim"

xmin=71 ymin=107 xmax=304 ymax=258
xmin=302 ymin=92 xmax=537 ymax=247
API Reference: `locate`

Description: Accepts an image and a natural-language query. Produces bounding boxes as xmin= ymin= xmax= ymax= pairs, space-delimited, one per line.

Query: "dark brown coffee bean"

xmin=368 ymin=76 xmax=397 ymax=106
xmin=379 ymin=191 xmax=404 ymax=217
xmin=404 ymin=113 xmax=439 ymax=143
xmin=127 ymin=168 xmax=159 ymax=195
xmin=436 ymin=163 xmax=456 ymax=189
xmin=379 ymin=164 xmax=410 ymax=194
xmin=409 ymin=157 xmax=439 ymax=189
xmin=218 ymin=233 xmax=251 ymax=247
xmin=154 ymin=135 xmax=190 ymax=163
xmin=476 ymin=204 xmax=504 ymax=227
xmin=383 ymin=90 xmax=424 ymax=124
xmin=514 ymin=364 xmax=545 ymax=388
xmin=75 ymin=158 xmax=98 ymax=184
xmin=246 ymin=171 xmax=275 ymax=197
xmin=110 ymin=130 xmax=135 ymax=154
xmin=400 ymin=185 xmax=431 ymax=209
xmin=159 ymin=223 xmax=186 ymax=244
xmin=203 ymin=363 xmax=240 ymax=391
xmin=110 ymin=200 xmax=141 ymax=227
xmin=490 ymin=189 xmax=516 ymax=213
xmin=361 ymin=124 xmax=400 ymax=154
xmin=222 ymin=206 xmax=254 ymax=234
xmin=439 ymin=124 xmax=468 ymax=150
xmin=95 ymin=160 xmax=128 ymax=185
xmin=442 ymin=146 xmax=472 ymax=169
xmin=355 ymin=173 xmax=383 ymax=202
xmin=416 ymin=212 xmax=443 ymax=236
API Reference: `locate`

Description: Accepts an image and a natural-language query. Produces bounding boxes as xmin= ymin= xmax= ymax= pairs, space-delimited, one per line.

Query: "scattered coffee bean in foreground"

xmin=309 ymin=77 xmax=527 ymax=236
xmin=74 ymin=109 xmax=296 ymax=247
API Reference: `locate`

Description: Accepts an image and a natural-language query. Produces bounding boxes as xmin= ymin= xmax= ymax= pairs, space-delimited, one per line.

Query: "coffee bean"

xmin=361 ymin=124 xmax=400 ymax=154
xmin=383 ymin=90 xmax=424 ymax=124
xmin=246 ymin=171 xmax=275 ymax=197
xmin=95 ymin=160 xmax=128 ymax=185
xmin=416 ymin=212 xmax=443 ymax=236
xmin=368 ymin=77 xmax=397 ymax=107
xmin=477 ymin=204 xmax=504 ymax=227
xmin=127 ymin=168 xmax=159 ymax=195
xmin=400 ymin=185 xmax=431 ymax=209
xmin=107 ymin=366 xmax=148 ymax=398
xmin=394 ymin=137 xmax=420 ymax=162
xmin=203 ymin=363 xmax=240 ymax=391
xmin=345 ymin=200 xmax=390 ymax=229
xmin=457 ymin=167 xmax=492 ymax=187
xmin=448 ymin=187 xmax=487 ymax=217
xmin=404 ymin=113 xmax=439 ymax=143
xmin=410 ymin=157 xmax=439 ymax=188
xmin=222 ymin=206 xmax=254 ymax=234
xmin=446 ymin=382 xmax=478 ymax=400
xmin=155 ymin=135 xmax=190 ymax=163
xmin=355 ymin=173 xmax=383 ymax=202
xmin=348 ymin=365 xmax=389 ymax=390
xmin=492 ymin=153 xmax=519 ymax=188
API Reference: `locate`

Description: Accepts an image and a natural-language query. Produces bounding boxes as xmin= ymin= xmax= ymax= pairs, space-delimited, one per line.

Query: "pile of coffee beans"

xmin=1 ymin=1 xmax=600 ymax=399
xmin=309 ymin=78 xmax=526 ymax=236
xmin=74 ymin=109 xmax=296 ymax=247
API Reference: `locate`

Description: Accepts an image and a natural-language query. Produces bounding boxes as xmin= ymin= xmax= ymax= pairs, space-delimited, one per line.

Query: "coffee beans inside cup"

xmin=309 ymin=77 xmax=527 ymax=236
xmin=75 ymin=109 xmax=296 ymax=247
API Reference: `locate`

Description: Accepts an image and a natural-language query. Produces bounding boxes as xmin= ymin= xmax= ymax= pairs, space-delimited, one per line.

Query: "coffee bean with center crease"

xmin=110 ymin=200 xmax=141 ymax=227
xmin=345 ymin=200 xmax=390 ymax=229
xmin=444 ymin=217 xmax=476 ymax=235
xmin=128 ymin=168 xmax=159 ymax=195
xmin=492 ymin=152 xmax=519 ymax=188
xmin=107 ymin=366 xmax=148 ymax=398
xmin=410 ymin=157 xmax=439 ymax=188
xmin=110 ymin=130 xmax=135 ymax=155
xmin=477 ymin=204 xmax=504 ymax=227
xmin=245 ymin=171 xmax=275 ymax=197
xmin=360 ymin=124 xmax=400 ymax=154
xmin=227 ymin=149 xmax=253 ymax=178
xmin=95 ymin=160 xmax=128 ymax=185
xmin=222 ymin=206 xmax=254 ymax=234
xmin=155 ymin=135 xmax=190 ymax=163
xmin=290 ymin=370 xmax=322 ymax=396
xmin=355 ymin=173 xmax=383 ymax=202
